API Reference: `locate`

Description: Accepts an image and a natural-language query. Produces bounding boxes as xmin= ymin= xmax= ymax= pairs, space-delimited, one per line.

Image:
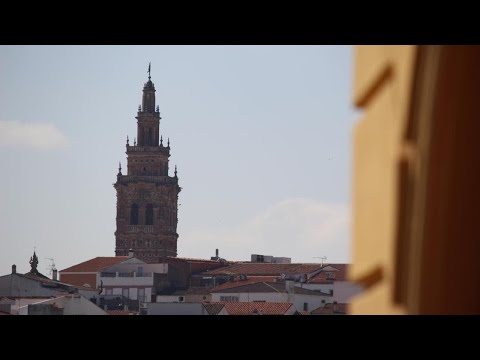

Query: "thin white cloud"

xmin=181 ymin=198 xmax=351 ymax=263
xmin=0 ymin=120 xmax=68 ymax=149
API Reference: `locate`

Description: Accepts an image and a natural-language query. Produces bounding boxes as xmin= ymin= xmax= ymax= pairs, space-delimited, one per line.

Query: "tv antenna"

xmin=313 ymin=256 xmax=327 ymax=266
xmin=45 ymin=258 xmax=56 ymax=276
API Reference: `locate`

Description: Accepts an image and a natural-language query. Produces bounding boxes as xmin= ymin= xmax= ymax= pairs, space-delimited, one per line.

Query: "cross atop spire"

xmin=148 ymin=62 xmax=151 ymax=80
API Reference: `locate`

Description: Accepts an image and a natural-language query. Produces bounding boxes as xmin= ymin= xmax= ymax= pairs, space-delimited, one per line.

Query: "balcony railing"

xmin=118 ymin=272 xmax=134 ymax=277
xmin=117 ymin=175 xmax=177 ymax=184
xmin=136 ymin=272 xmax=152 ymax=277
xmin=100 ymin=272 xmax=153 ymax=278
xmin=127 ymin=225 xmax=155 ymax=233
xmin=100 ymin=272 xmax=116 ymax=277
xmin=126 ymin=145 xmax=169 ymax=153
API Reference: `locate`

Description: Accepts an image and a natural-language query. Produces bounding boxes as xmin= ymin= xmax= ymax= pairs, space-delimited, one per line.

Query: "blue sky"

xmin=0 ymin=45 xmax=359 ymax=275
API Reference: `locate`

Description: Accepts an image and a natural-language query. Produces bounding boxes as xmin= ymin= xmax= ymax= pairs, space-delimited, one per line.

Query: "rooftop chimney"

xmin=128 ymin=249 xmax=134 ymax=258
xmin=52 ymin=268 xmax=58 ymax=281
xmin=211 ymin=248 xmax=220 ymax=261
xmin=285 ymin=280 xmax=295 ymax=294
xmin=12 ymin=264 xmax=16 ymax=274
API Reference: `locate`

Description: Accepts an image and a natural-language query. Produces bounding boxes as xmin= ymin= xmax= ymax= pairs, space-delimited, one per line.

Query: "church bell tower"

xmin=114 ymin=64 xmax=181 ymax=262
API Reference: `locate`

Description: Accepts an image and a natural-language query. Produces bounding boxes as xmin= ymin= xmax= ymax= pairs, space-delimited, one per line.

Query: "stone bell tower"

xmin=114 ymin=64 xmax=181 ymax=262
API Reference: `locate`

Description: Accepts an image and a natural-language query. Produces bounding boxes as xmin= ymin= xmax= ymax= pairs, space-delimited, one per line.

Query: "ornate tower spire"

xmin=114 ymin=66 xmax=181 ymax=262
xmin=29 ymin=251 xmax=38 ymax=272
xmin=25 ymin=250 xmax=48 ymax=279
xmin=141 ymin=63 xmax=156 ymax=114
xmin=136 ymin=64 xmax=159 ymax=146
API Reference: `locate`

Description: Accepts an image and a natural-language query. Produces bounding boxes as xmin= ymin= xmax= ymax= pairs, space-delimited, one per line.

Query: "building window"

xmin=145 ymin=204 xmax=154 ymax=225
xmin=130 ymin=204 xmax=139 ymax=225
xmin=138 ymin=288 xmax=145 ymax=302
xmin=122 ymin=288 xmax=129 ymax=299
xmin=179 ymin=296 xmax=185 ymax=302
xmin=147 ymin=128 xmax=153 ymax=146
xmin=220 ymin=296 xmax=239 ymax=302
xmin=105 ymin=289 xmax=113 ymax=296
xmin=326 ymin=272 xmax=335 ymax=280
xmin=303 ymin=303 xmax=309 ymax=311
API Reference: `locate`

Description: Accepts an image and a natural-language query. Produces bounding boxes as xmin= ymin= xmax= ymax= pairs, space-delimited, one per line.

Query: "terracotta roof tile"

xmin=212 ymin=282 xmax=283 ymax=294
xmin=107 ymin=310 xmax=137 ymax=315
xmin=202 ymin=263 xmax=324 ymax=276
xmin=209 ymin=277 xmax=276 ymax=292
xmin=311 ymin=307 xmax=334 ymax=315
xmin=212 ymin=281 xmax=331 ymax=296
xmin=166 ymin=256 xmax=224 ymax=264
xmin=311 ymin=303 xmax=348 ymax=315
xmin=308 ymin=264 xmax=349 ymax=283
xmin=60 ymin=257 xmax=129 ymax=273
xmin=223 ymin=302 xmax=293 ymax=315
xmin=296 ymin=311 xmax=310 ymax=315
xmin=204 ymin=303 xmax=225 ymax=315
xmin=172 ymin=287 xmax=214 ymax=296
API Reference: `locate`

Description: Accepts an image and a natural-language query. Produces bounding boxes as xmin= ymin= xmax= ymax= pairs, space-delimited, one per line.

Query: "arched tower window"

xmin=130 ymin=204 xmax=139 ymax=225
xmin=145 ymin=204 xmax=154 ymax=225
xmin=148 ymin=128 xmax=153 ymax=146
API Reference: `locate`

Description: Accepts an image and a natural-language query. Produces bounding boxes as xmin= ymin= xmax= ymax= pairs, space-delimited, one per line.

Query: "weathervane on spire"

xmin=148 ymin=62 xmax=151 ymax=80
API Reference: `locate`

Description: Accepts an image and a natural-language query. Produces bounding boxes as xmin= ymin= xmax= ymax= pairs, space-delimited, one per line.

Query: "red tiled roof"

xmin=202 ymin=263 xmax=324 ymax=276
xmin=18 ymin=273 xmax=98 ymax=291
xmin=296 ymin=311 xmax=310 ymax=315
xmin=308 ymin=264 xmax=349 ymax=283
xmin=172 ymin=287 xmax=214 ymax=296
xmin=212 ymin=281 xmax=331 ymax=296
xmin=60 ymin=257 xmax=129 ymax=273
xmin=209 ymin=277 xmax=276 ymax=292
xmin=311 ymin=303 xmax=348 ymax=315
xmin=223 ymin=302 xmax=294 ymax=315
xmin=212 ymin=282 xmax=283 ymax=294
xmin=166 ymin=256 xmax=224 ymax=264
xmin=311 ymin=307 xmax=334 ymax=315
xmin=107 ymin=310 xmax=136 ymax=315
xmin=325 ymin=302 xmax=348 ymax=314
xmin=204 ymin=303 xmax=225 ymax=315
